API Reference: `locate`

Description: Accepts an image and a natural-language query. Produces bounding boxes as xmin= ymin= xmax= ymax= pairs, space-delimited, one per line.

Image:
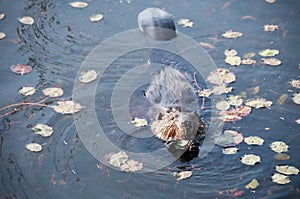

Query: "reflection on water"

xmin=0 ymin=0 xmax=300 ymax=198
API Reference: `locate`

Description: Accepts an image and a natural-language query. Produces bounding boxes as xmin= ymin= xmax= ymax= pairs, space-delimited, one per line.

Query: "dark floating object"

xmin=10 ymin=64 xmax=32 ymax=75
xmin=137 ymin=7 xmax=176 ymax=41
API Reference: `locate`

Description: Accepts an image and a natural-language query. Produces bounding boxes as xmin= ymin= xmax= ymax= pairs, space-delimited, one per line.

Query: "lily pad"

xmin=26 ymin=143 xmax=42 ymax=152
xmin=270 ymin=141 xmax=289 ymax=153
xmin=245 ymin=179 xmax=259 ymax=189
xmin=108 ymin=151 xmax=128 ymax=167
xmin=215 ymin=130 xmax=243 ymax=147
xmin=89 ymin=14 xmax=103 ymax=22
xmin=177 ymin=18 xmax=193 ymax=27
xmin=261 ymin=58 xmax=281 ymax=66
xmin=296 ymin=119 xmax=300 ymax=124
xmin=11 ymin=64 xmax=32 ymax=75
xmin=222 ymin=147 xmax=239 ymax=154
xmin=227 ymin=95 xmax=243 ymax=106
xmin=222 ymin=30 xmax=243 ymax=39
xmin=245 ymin=98 xmax=272 ymax=108
xmin=207 ymin=68 xmax=236 ymax=85
xmin=271 ymin=173 xmax=290 ymax=184
xmin=243 ymin=52 xmax=256 ymax=59
xmin=259 ymin=49 xmax=279 ymax=57
xmin=18 ymin=86 xmax=36 ymax=96
xmin=32 ymin=123 xmax=53 ymax=137
xmin=244 ymin=136 xmax=264 ymax=145
xmin=173 ymin=170 xmax=192 ymax=181
xmin=276 ymin=165 xmax=299 ymax=175
xmin=216 ymin=101 xmax=230 ymax=111
xmin=218 ymin=106 xmax=251 ymax=122
xmin=69 ymin=1 xmax=88 ymax=8
xmin=224 ymin=49 xmax=238 ymax=57
xmin=0 ymin=13 xmax=5 ymax=20
xmin=290 ymin=79 xmax=300 ymax=89
xmin=225 ymin=56 xmax=241 ymax=66
xmin=212 ymin=84 xmax=233 ymax=95
xmin=241 ymin=58 xmax=256 ymax=65
xmin=120 ymin=159 xmax=143 ymax=172
xmin=79 ymin=70 xmax=98 ymax=83
xmin=198 ymin=89 xmax=213 ymax=97
xmin=241 ymin=154 xmax=261 ymax=165
xmin=0 ymin=32 xmax=6 ymax=40
xmin=131 ymin=118 xmax=147 ymax=127
xmin=264 ymin=24 xmax=278 ymax=31
xmin=18 ymin=16 xmax=34 ymax=25
xmin=52 ymin=100 xmax=83 ymax=114
xmin=292 ymin=93 xmax=300 ymax=104
xmin=42 ymin=87 xmax=64 ymax=97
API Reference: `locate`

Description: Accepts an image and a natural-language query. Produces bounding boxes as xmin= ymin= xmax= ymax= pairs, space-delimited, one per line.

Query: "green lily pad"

xmin=225 ymin=56 xmax=241 ymax=66
xmin=259 ymin=49 xmax=279 ymax=57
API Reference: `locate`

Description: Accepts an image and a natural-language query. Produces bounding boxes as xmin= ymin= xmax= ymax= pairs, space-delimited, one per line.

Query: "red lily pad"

xmin=218 ymin=106 xmax=251 ymax=122
xmin=11 ymin=64 xmax=32 ymax=75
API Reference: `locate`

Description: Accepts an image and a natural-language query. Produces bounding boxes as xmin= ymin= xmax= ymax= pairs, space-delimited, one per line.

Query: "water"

xmin=0 ymin=0 xmax=300 ymax=198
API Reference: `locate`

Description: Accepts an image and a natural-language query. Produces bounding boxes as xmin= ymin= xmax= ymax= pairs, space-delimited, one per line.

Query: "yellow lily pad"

xmin=222 ymin=30 xmax=243 ymax=39
xmin=259 ymin=49 xmax=279 ymax=57
xmin=227 ymin=95 xmax=243 ymax=106
xmin=207 ymin=68 xmax=236 ymax=85
xmin=245 ymin=98 xmax=272 ymax=108
xmin=290 ymin=79 xmax=300 ymax=89
xmin=131 ymin=118 xmax=147 ymax=127
xmin=241 ymin=58 xmax=256 ymax=65
xmin=32 ymin=123 xmax=53 ymax=137
xmin=18 ymin=86 xmax=36 ymax=96
xmin=108 ymin=151 xmax=128 ymax=167
xmin=177 ymin=18 xmax=193 ymax=27
xmin=245 ymin=178 xmax=259 ymax=189
xmin=224 ymin=49 xmax=238 ymax=57
xmin=244 ymin=136 xmax=264 ymax=145
xmin=225 ymin=56 xmax=241 ymax=66
xmin=241 ymin=154 xmax=261 ymax=165
xmin=270 ymin=141 xmax=289 ymax=153
xmin=276 ymin=165 xmax=299 ymax=175
xmin=42 ymin=87 xmax=64 ymax=97
xmin=26 ymin=143 xmax=42 ymax=152
xmin=261 ymin=58 xmax=281 ymax=66
xmin=222 ymin=147 xmax=239 ymax=154
xmin=292 ymin=93 xmax=300 ymax=104
xmin=271 ymin=173 xmax=290 ymax=184
xmin=52 ymin=100 xmax=83 ymax=114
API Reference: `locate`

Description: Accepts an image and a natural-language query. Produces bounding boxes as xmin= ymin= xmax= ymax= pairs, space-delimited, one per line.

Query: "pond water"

xmin=0 ymin=0 xmax=300 ymax=198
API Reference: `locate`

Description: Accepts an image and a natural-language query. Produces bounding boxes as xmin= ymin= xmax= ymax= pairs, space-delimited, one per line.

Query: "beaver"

xmin=145 ymin=67 xmax=206 ymax=161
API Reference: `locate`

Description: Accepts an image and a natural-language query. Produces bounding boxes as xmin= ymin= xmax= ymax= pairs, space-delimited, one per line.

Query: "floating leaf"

xmin=259 ymin=49 xmax=279 ymax=57
xmin=207 ymin=68 xmax=236 ymax=85
xmin=271 ymin=173 xmax=290 ymax=184
xmin=277 ymin=94 xmax=288 ymax=105
xmin=241 ymin=154 xmax=261 ymax=165
xmin=270 ymin=141 xmax=289 ymax=153
xmin=223 ymin=147 xmax=239 ymax=154
xmin=216 ymin=101 xmax=230 ymax=111
xmin=225 ymin=56 xmax=241 ymax=66
xmin=18 ymin=16 xmax=34 ymax=25
xmin=261 ymin=58 xmax=281 ymax=66
xmin=245 ymin=98 xmax=272 ymax=108
xmin=222 ymin=30 xmax=243 ymax=39
xmin=264 ymin=24 xmax=278 ymax=31
xmin=199 ymin=42 xmax=215 ymax=49
xmin=243 ymin=52 xmax=256 ymax=59
xmin=11 ymin=64 xmax=32 ymax=75
xmin=218 ymin=106 xmax=251 ymax=122
xmin=32 ymin=123 xmax=53 ymax=137
xmin=0 ymin=13 xmax=5 ymax=20
xmin=245 ymin=179 xmax=259 ymax=189
xmin=290 ymin=79 xmax=300 ymax=89
xmin=274 ymin=153 xmax=290 ymax=161
xmin=79 ymin=70 xmax=98 ymax=83
xmin=0 ymin=32 xmax=6 ymax=40
xmin=26 ymin=143 xmax=42 ymax=152
xmin=42 ymin=87 xmax=64 ymax=97
xmin=177 ymin=18 xmax=193 ymax=27
xmin=241 ymin=58 xmax=256 ymax=65
xmin=292 ymin=93 xmax=300 ymax=104
xmin=296 ymin=119 xmax=300 ymax=124
xmin=265 ymin=0 xmax=276 ymax=3
xmin=89 ymin=14 xmax=103 ymax=22
xmin=212 ymin=84 xmax=233 ymax=95
xmin=276 ymin=165 xmax=299 ymax=175
xmin=224 ymin=49 xmax=238 ymax=57
xmin=173 ymin=171 xmax=192 ymax=181
xmin=244 ymin=136 xmax=264 ymax=145
xmin=69 ymin=1 xmax=88 ymax=8
xmin=52 ymin=100 xmax=83 ymax=114
xmin=108 ymin=151 xmax=128 ymax=167
xmin=131 ymin=118 xmax=147 ymax=127
xmin=227 ymin=95 xmax=243 ymax=106
xmin=18 ymin=86 xmax=35 ymax=96
xmin=215 ymin=130 xmax=243 ymax=147
xmin=120 ymin=159 xmax=143 ymax=172
xmin=198 ymin=89 xmax=212 ymax=97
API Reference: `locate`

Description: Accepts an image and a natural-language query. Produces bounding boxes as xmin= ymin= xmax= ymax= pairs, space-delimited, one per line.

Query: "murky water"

xmin=1 ymin=0 xmax=299 ymax=198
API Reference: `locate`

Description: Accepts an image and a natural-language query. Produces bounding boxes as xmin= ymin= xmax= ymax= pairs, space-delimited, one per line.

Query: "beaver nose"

xmin=137 ymin=7 xmax=176 ymax=41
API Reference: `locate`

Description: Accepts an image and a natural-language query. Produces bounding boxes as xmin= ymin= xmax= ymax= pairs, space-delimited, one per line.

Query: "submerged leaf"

xmin=292 ymin=93 xmax=300 ymax=104
xmin=79 ymin=70 xmax=98 ymax=83
xmin=32 ymin=123 xmax=53 ymax=137
xmin=18 ymin=16 xmax=34 ymax=25
xmin=131 ymin=118 xmax=147 ymax=127
xmin=177 ymin=18 xmax=193 ymax=27
xmin=276 ymin=165 xmax=299 ymax=175
xmin=222 ymin=147 xmax=239 ymax=154
xmin=277 ymin=94 xmax=288 ymax=105
xmin=212 ymin=84 xmax=233 ymax=95
xmin=222 ymin=30 xmax=243 ymax=39
xmin=259 ymin=49 xmax=279 ymax=57
xmin=18 ymin=86 xmax=36 ymax=96
xmin=174 ymin=171 xmax=192 ymax=181
xmin=215 ymin=130 xmax=243 ymax=147
xmin=120 ymin=159 xmax=143 ymax=172
xmin=42 ymin=87 xmax=64 ymax=97
xmin=245 ymin=179 xmax=259 ymax=189
xmin=270 ymin=141 xmax=289 ymax=153
xmin=225 ymin=56 xmax=241 ymax=66
xmin=216 ymin=101 xmax=230 ymax=111
xmin=271 ymin=173 xmax=290 ymax=184
xmin=11 ymin=64 xmax=32 ymax=75
xmin=241 ymin=154 xmax=261 ymax=165
xmin=243 ymin=52 xmax=256 ymax=59
xmin=52 ymin=100 xmax=82 ymax=114
xmin=245 ymin=98 xmax=272 ymax=108
xmin=274 ymin=153 xmax=290 ymax=161
xmin=261 ymin=58 xmax=281 ymax=66
xmin=207 ymin=68 xmax=236 ymax=85
xmin=26 ymin=143 xmax=42 ymax=152
xmin=69 ymin=1 xmax=88 ymax=8
xmin=244 ymin=136 xmax=264 ymax=145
